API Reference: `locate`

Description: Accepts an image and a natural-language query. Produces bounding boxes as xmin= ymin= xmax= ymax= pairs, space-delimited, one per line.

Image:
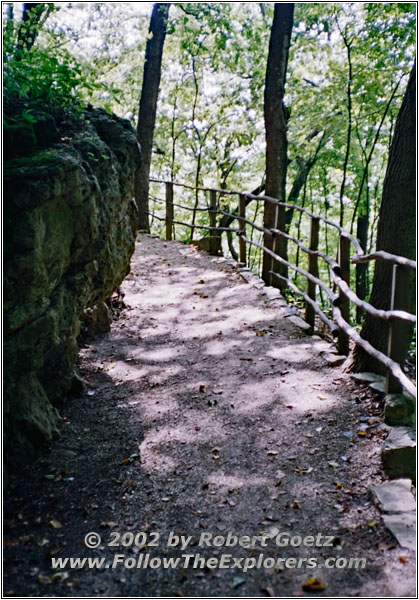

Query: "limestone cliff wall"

xmin=4 ymin=108 xmax=141 ymax=468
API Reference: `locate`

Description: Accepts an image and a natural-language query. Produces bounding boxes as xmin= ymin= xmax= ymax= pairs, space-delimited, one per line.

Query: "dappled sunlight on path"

xmin=69 ymin=233 xmax=414 ymax=597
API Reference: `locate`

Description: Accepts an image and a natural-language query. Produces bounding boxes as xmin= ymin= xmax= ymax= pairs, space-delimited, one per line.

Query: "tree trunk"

xmin=355 ymin=196 xmax=369 ymax=323
xmin=349 ymin=62 xmax=416 ymax=373
xmin=135 ymin=3 xmax=170 ymax=231
xmin=338 ymin=35 xmax=353 ymax=227
xmin=262 ymin=3 xmax=294 ymax=286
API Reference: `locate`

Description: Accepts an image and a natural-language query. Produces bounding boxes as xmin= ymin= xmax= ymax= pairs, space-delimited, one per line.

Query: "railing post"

xmin=305 ymin=216 xmax=320 ymax=330
xmin=271 ymin=204 xmax=287 ymax=290
xmin=337 ymin=234 xmax=350 ymax=355
xmin=165 ymin=182 xmax=174 ymax=241
xmin=386 ymin=264 xmax=409 ymax=394
xmin=238 ymin=194 xmax=246 ymax=266
xmin=209 ymin=190 xmax=217 ymax=232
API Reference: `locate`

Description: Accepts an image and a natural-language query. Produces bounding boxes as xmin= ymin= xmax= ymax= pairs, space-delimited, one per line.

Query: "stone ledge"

xmin=350 ymin=372 xmax=384 ymax=384
xmin=384 ymin=393 xmax=416 ymax=426
xmin=371 ymin=479 xmax=416 ymax=514
xmin=322 ymin=353 xmax=347 ymax=366
xmin=382 ymin=511 xmax=416 ymax=551
xmin=370 ymin=479 xmax=416 ymax=550
xmin=382 ymin=426 xmax=416 ymax=481
xmin=287 ymin=315 xmax=312 ymax=333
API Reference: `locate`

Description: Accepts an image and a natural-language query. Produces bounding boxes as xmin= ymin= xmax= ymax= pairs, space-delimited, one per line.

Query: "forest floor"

xmin=4 ymin=234 xmax=416 ymax=598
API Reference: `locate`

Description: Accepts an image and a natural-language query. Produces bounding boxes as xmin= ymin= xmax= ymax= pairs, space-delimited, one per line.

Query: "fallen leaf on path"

xmin=264 ymin=526 xmax=280 ymax=538
xmin=51 ymin=571 xmax=69 ymax=583
xmin=261 ymin=586 xmax=275 ymax=597
xmin=302 ymin=577 xmax=326 ymax=591
xmin=357 ymin=430 xmax=368 ymax=437
xmin=399 ymin=556 xmax=408 ymax=564
xmin=48 ymin=519 xmax=62 ymax=529
xmin=38 ymin=571 xmax=69 ymax=584
xmin=121 ymin=453 xmax=139 ymax=465
xmin=378 ymin=541 xmax=395 ymax=551
xmin=232 ymin=576 xmax=246 ymax=589
xmin=295 ymin=466 xmax=313 ymax=474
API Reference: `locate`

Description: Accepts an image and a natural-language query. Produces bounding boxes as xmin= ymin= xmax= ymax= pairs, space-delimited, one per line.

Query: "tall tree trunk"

xmin=349 ymin=62 xmax=416 ymax=373
xmin=135 ymin=3 xmax=170 ymax=231
xmin=262 ymin=2 xmax=294 ymax=286
xmin=338 ymin=35 xmax=353 ymax=227
xmin=284 ymin=130 xmax=327 ymax=228
xmin=355 ymin=195 xmax=369 ymax=323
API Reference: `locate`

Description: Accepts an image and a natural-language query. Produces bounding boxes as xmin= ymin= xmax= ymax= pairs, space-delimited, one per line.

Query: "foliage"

xmin=3 ymin=3 xmax=115 ymax=157
xmin=3 ymin=2 xmax=416 ymax=311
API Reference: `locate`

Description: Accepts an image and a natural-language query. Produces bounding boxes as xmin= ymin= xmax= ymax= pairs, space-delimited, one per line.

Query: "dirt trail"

xmin=4 ymin=234 xmax=415 ymax=597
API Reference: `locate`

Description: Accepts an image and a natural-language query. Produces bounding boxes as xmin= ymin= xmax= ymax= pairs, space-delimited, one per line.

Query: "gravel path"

xmin=4 ymin=234 xmax=415 ymax=597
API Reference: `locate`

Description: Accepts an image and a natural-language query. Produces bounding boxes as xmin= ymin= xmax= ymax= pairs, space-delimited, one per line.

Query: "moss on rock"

xmin=4 ymin=108 xmax=141 ymax=469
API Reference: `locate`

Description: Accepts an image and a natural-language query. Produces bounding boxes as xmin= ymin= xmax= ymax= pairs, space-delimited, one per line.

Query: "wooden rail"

xmin=148 ymin=179 xmax=416 ymax=398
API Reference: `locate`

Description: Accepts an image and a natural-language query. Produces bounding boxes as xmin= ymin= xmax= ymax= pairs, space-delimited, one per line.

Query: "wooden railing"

xmin=148 ymin=179 xmax=416 ymax=398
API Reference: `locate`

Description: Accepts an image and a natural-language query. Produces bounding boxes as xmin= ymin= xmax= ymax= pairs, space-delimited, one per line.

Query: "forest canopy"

xmin=3 ymin=1 xmax=416 ymax=278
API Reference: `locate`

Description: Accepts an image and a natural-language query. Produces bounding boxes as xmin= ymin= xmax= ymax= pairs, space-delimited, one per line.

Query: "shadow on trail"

xmin=3 ymin=234 xmax=413 ymax=597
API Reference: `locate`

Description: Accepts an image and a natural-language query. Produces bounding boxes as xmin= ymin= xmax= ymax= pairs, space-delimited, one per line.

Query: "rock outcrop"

xmin=4 ymin=108 xmax=141 ymax=468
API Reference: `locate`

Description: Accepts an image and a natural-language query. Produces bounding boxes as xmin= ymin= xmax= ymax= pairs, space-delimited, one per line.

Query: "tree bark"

xmin=338 ymin=34 xmax=353 ymax=227
xmin=355 ymin=201 xmax=369 ymax=323
xmin=262 ymin=3 xmax=294 ymax=286
xmin=135 ymin=3 xmax=170 ymax=231
xmin=349 ymin=62 xmax=416 ymax=373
